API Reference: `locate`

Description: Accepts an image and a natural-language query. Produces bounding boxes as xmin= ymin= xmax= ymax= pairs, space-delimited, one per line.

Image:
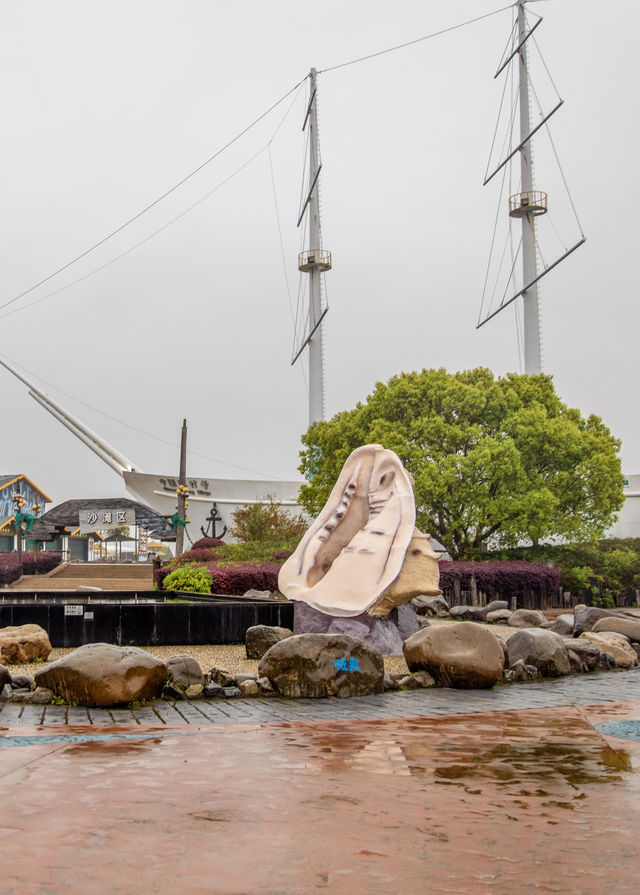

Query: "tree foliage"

xmin=229 ymin=495 xmax=308 ymax=544
xmin=298 ymin=368 xmax=624 ymax=559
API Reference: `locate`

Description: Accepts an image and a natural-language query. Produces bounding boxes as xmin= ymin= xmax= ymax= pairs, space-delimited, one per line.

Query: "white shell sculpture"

xmin=278 ymin=445 xmax=417 ymax=616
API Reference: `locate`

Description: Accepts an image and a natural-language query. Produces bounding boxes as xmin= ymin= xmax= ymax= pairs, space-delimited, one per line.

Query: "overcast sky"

xmin=1 ymin=0 xmax=636 ymax=506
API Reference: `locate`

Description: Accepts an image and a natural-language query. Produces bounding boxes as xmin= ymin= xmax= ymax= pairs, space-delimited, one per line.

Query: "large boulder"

xmin=507 ymin=628 xmax=570 ymax=676
xmin=165 ymin=655 xmax=204 ymax=689
xmin=35 ymin=643 xmax=167 ymax=706
xmin=403 ymin=622 xmax=504 ymax=689
xmin=258 ymin=633 xmax=384 ymax=698
xmin=245 ymin=625 xmax=293 ymax=659
xmin=592 ymin=617 xmax=640 ymax=643
xmin=448 ymin=605 xmax=485 ymax=621
xmin=579 ymin=632 xmax=638 ymax=668
xmin=562 ymin=638 xmax=601 ymax=671
xmin=573 ymin=606 xmax=618 ymax=636
xmin=486 ymin=609 xmax=513 ymax=624
xmin=412 ymin=595 xmax=450 ymax=617
xmin=477 ymin=600 xmax=509 ymax=619
xmin=449 ymin=601 xmax=509 ymax=623
xmin=0 ymin=624 xmax=51 ymax=664
xmin=507 ymin=609 xmax=547 ymax=629
xmin=551 ymin=614 xmax=575 ymax=636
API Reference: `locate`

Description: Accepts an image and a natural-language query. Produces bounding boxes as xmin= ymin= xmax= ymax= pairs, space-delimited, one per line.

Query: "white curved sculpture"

xmin=279 ymin=444 xmax=429 ymax=617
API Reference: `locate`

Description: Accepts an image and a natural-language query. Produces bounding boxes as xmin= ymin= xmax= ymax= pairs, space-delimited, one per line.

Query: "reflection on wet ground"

xmin=2 ymin=705 xmax=640 ymax=894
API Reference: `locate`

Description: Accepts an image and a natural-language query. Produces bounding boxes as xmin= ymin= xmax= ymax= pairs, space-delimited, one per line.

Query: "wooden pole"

xmin=175 ymin=418 xmax=187 ymax=556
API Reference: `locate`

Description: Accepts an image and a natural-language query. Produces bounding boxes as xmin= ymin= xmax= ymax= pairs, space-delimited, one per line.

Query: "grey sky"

xmin=1 ymin=0 xmax=635 ymax=505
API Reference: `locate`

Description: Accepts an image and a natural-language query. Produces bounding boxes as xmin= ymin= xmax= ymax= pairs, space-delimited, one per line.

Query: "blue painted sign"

xmin=333 ymin=657 xmax=361 ymax=672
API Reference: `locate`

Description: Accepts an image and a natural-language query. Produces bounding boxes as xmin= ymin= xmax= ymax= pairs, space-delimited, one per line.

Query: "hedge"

xmin=191 ymin=537 xmax=225 ymax=550
xmin=0 ymin=551 xmax=62 ymax=585
xmin=156 ymin=560 xmax=281 ymax=595
xmin=0 ymin=554 xmax=22 ymax=586
xmin=439 ymin=560 xmax=560 ymax=601
xmin=22 ymin=552 xmax=62 ymax=575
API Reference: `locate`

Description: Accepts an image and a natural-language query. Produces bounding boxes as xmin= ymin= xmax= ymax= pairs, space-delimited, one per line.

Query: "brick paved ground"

xmin=2 ymin=670 xmax=640 ymax=894
xmin=1 ymin=666 xmax=639 ymax=726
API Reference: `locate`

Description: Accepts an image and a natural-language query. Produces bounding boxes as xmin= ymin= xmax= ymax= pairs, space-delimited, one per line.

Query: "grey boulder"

xmin=448 ymin=605 xmax=484 ymax=621
xmin=591 ymin=617 xmax=640 ymax=643
xmin=258 ymin=633 xmax=384 ymax=698
xmin=507 ymin=609 xmax=547 ymax=628
xmin=503 ymin=659 xmax=541 ymax=682
xmin=412 ymin=595 xmax=450 ymax=617
xmin=209 ymin=668 xmax=235 ymax=687
xmin=245 ymin=625 xmax=293 ymax=659
xmin=11 ymin=674 xmax=35 ymax=690
xmin=485 ymin=609 xmax=513 ymax=624
xmin=573 ymin=606 xmax=619 ymax=636
xmin=396 ymin=671 xmax=436 ymax=690
xmin=166 ymin=654 xmax=204 ymax=690
xmin=579 ymin=632 xmax=638 ymax=668
xmin=551 ymin=614 xmax=575 ymax=636
xmin=507 ymin=628 xmax=570 ymax=676
xmin=562 ymin=638 xmax=600 ymax=671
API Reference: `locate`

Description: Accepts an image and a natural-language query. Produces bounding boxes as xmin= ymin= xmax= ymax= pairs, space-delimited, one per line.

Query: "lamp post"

xmin=31 ymin=503 xmax=42 ymax=563
xmin=12 ymin=491 xmax=26 ymax=564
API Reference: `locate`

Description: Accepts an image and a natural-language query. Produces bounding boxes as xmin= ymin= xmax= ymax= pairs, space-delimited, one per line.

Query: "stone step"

xmin=51 ymin=563 xmax=153 ymax=580
xmin=8 ymin=577 xmax=154 ymax=592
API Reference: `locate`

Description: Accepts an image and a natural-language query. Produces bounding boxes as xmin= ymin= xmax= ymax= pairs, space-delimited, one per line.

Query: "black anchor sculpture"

xmin=200 ymin=502 xmax=227 ymax=541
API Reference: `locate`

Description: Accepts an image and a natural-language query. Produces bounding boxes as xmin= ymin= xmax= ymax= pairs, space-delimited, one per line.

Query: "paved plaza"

xmin=2 ymin=670 xmax=640 ymax=893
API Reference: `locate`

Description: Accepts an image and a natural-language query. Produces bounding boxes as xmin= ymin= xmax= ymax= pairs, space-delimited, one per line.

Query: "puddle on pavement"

xmin=268 ymin=711 xmax=636 ymax=796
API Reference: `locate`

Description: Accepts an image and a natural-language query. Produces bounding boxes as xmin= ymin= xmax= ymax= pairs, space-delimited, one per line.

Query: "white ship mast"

xmin=292 ymin=68 xmax=331 ymax=425
xmin=516 ymin=0 xmax=542 ymax=374
xmin=477 ymin=0 xmax=585 ymax=372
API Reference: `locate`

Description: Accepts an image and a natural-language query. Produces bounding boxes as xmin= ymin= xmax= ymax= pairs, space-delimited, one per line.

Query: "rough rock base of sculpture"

xmin=293 ymin=601 xmax=419 ymax=656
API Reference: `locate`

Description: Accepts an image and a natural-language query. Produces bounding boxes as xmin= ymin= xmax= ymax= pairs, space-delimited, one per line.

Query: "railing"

xmin=508 ymin=190 xmax=548 ymax=216
xmin=440 ymin=578 xmax=639 ymax=610
xmin=298 ymin=249 xmax=332 ymax=271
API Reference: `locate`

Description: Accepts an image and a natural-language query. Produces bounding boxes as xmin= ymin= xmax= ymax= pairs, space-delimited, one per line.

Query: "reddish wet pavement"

xmin=2 ymin=701 xmax=640 ymax=894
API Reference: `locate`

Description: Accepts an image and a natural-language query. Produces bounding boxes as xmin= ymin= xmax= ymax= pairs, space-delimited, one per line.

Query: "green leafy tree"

xmin=299 ymin=368 xmax=625 ymax=560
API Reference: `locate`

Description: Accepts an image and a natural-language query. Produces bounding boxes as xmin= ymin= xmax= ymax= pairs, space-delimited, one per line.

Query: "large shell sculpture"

xmin=279 ymin=444 xmax=441 ymax=617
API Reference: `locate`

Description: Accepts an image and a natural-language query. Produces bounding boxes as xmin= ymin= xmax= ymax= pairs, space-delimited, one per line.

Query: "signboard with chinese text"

xmin=78 ymin=507 xmax=136 ymax=534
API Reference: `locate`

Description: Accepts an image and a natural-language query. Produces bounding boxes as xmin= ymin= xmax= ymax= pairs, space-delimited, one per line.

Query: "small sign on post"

xmin=78 ymin=508 xmax=136 ymax=534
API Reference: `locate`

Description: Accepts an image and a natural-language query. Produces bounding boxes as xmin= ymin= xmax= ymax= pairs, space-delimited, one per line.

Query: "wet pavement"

xmin=2 ymin=673 xmax=640 ymax=893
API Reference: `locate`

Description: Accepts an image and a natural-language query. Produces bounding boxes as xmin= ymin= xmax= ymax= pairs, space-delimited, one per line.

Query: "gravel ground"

xmin=5 ymin=644 xmax=410 ymax=680
xmin=4 ymin=619 xmax=521 ymax=681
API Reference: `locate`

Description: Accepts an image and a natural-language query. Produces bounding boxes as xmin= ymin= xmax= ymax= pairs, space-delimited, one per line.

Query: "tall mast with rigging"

xmin=516 ymin=0 xmax=542 ymax=374
xmin=294 ymin=68 xmax=332 ymax=426
xmin=477 ymin=0 xmax=585 ymax=372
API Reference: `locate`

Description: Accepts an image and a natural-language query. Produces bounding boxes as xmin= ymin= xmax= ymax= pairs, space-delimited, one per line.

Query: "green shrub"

xmin=229 ymin=495 xmax=308 ymax=543
xmin=163 ymin=566 xmax=213 ymax=594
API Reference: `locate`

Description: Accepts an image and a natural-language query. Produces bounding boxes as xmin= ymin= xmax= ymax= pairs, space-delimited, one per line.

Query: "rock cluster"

xmin=2 ymin=601 xmax=639 ymax=708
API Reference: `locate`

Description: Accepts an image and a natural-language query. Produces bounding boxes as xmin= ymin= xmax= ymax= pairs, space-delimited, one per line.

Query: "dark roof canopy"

xmin=29 ymin=497 xmax=176 ymax=542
